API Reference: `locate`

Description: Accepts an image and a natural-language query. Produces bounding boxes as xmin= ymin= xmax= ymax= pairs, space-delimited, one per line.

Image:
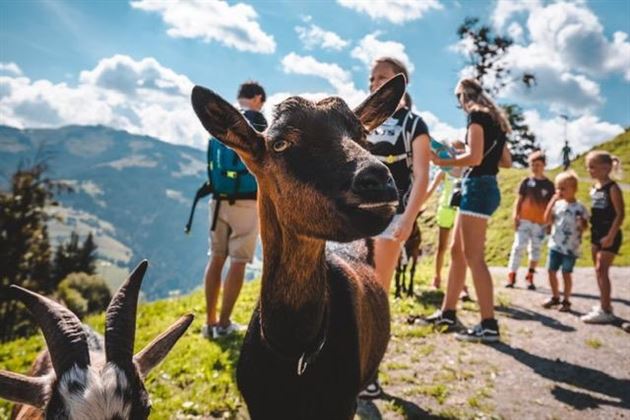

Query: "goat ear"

xmin=133 ymin=314 xmax=194 ymax=379
xmin=191 ymin=85 xmax=265 ymax=161
xmin=0 ymin=370 xmax=48 ymax=409
xmin=354 ymin=73 xmax=406 ymax=132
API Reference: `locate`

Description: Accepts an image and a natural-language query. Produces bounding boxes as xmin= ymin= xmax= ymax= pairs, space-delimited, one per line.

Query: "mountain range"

xmin=0 ymin=125 xmax=262 ymax=300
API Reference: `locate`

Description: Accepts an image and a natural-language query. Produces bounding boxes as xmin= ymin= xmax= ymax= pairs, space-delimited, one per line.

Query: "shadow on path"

xmin=357 ymin=392 xmax=451 ymax=420
xmin=491 ymin=342 xmax=630 ymax=410
xmin=495 ymin=304 xmax=576 ymax=332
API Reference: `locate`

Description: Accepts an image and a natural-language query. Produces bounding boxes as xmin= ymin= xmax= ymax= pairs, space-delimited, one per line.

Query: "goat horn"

xmin=11 ymin=285 xmax=90 ymax=378
xmin=105 ymin=260 xmax=148 ymax=369
xmin=9 ymin=285 xmax=90 ymax=377
xmin=0 ymin=370 xmax=49 ymax=408
xmin=134 ymin=313 xmax=194 ymax=379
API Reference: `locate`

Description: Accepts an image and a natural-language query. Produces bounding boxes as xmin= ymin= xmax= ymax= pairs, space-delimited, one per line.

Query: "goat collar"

xmin=259 ymin=304 xmax=329 ymax=376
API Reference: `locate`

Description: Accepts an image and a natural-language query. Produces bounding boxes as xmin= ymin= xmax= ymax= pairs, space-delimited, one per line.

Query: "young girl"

xmin=428 ymin=78 xmax=512 ymax=342
xmin=360 ymin=57 xmax=431 ymax=398
xmin=581 ymin=151 xmax=625 ymax=324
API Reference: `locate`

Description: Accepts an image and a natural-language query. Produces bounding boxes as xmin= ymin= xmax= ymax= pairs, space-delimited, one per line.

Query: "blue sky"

xmin=1 ymin=0 xmax=629 ymax=164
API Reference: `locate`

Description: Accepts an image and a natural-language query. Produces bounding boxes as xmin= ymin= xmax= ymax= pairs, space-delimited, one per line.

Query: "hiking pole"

xmin=185 ymin=181 xmax=212 ymax=234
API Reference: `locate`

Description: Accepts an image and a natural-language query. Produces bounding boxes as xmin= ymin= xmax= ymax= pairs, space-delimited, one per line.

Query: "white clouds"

xmin=523 ymin=110 xmax=624 ymax=166
xmin=295 ymin=24 xmax=349 ymax=51
xmin=281 ymin=53 xmax=352 ymax=91
xmin=467 ymin=1 xmax=630 ymax=115
xmin=524 ymin=2 xmax=629 ymax=80
xmin=130 ymin=0 xmax=275 ymax=54
xmin=417 ymin=110 xmax=465 ymax=143
xmin=492 ymin=0 xmax=540 ymax=31
xmin=0 ymin=55 xmax=205 ymax=149
xmin=281 ymin=52 xmax=368 ymax=107
xmin=79 ymin=55 xmax=193 ymax=96
xmin=0 ymin=62 xmax=23 ymax=76
xmin=351 ymin=32 xmax=414 ymax=74
xmin=337 ymin=0 xmax=442 ymax=24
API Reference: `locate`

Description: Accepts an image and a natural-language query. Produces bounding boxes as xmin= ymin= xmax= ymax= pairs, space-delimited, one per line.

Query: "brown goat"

xmin=0 ymin=261 xmax=193 ymax=419
xmin=191 ymin=74 xmax=406 ymax=419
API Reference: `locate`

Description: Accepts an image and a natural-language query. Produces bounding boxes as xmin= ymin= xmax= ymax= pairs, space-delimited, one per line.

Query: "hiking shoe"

xmin=505 ymin=272 xmax=516 ymax=288
xmin=542 ymin=297 xmax=561 ymax=309
xmin=455 ymin=320 xmax=500 ymax=343
xmin=201 ymin=324 xmax=215 ymax=339
xmin=423 ymin=310 xmax=460 ymax=331
xmin=559 ymin=300 xmax=571 ymax=312
xmin=525 ymin=272 xmax=536 ymax=290
xmin=581 ymin=308 xmax=615 ymax=324
xmin=214 ymin=321 xmax=245 ymax=338
xmin=358 ymin=381 xmax=382 ymax=399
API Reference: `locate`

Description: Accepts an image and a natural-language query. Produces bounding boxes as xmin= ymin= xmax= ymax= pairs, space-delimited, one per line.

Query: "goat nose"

xmin=352 ymin=164 xmax=395 ymax=195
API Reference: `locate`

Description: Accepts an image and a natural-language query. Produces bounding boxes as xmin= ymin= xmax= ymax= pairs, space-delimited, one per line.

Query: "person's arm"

xmin=513 ymin=194 xmax=524 ymax=230
xmin=544 ymin=194 xmax=560 ymax=225
xmin=600 ymin=184 xmax=625 ymax=247
xmin=393 ymin=133 xmax=431 ymax=242
xmin=425 ymin=170 xmax=445 ymax=202
xmin=431 ymin=124 xmax=484 ymax=167
xmin=499 ymin=144 xmax=512 ymax=168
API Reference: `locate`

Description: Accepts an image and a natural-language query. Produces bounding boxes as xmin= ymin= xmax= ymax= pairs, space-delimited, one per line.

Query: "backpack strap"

xmin=402 ymin=110 xmax=420 ymax=171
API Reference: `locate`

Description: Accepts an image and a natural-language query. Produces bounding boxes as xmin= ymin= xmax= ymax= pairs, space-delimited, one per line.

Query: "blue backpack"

xmin=206 ymin=109 xmax=265 ymax=202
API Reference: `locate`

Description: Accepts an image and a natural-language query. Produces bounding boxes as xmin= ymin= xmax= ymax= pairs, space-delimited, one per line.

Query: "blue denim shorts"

xmin=459 ymin=175 xmax=501 ymax=219
xmin=547 ymin=249 xmax=577 ymax=273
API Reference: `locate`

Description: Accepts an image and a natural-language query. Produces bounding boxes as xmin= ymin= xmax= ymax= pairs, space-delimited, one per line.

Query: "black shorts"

xmin=591 ymin=229 xmax=623 ymax=254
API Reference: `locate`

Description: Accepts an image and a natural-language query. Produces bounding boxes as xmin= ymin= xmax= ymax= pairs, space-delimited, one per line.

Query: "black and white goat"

xmin=0 ymin=260 xmax=193 ymax=420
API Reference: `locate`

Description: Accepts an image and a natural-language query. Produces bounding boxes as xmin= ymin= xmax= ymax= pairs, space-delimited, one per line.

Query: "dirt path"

xmin=357 ymin=267 xmax=630 ymax=420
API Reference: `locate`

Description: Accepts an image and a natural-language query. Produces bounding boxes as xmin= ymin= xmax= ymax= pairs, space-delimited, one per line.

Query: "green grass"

xmin=585 ymin=338 xmax=603 ymax=349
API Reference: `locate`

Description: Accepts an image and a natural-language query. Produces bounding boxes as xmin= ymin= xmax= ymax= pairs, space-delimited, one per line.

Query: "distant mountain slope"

xmin=0 ymin=125 xmax=222 ymax=299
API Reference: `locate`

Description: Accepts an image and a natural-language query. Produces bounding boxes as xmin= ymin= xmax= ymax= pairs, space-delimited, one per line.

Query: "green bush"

xmin=57 ymin=272 xmax=111 ymax=318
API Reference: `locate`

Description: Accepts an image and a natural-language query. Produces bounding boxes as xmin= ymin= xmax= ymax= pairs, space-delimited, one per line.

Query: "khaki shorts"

xmin=208 ymin=199 xmax=259 ymax=263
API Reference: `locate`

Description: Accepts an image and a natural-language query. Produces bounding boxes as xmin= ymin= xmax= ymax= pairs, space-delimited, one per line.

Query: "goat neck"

xmin=257 ymin=192 xmax=328 ymax=356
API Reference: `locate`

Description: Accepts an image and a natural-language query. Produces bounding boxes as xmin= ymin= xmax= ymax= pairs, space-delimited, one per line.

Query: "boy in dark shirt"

xmin=506 ymin=152 xmax=555 ymax=289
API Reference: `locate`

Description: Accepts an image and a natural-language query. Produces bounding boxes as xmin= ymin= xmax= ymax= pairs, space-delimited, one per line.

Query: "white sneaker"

xmin=201 ymin=324 xmax=215 ymax=339
xmin=214 ymin=321 xmax=245 ymax=338
xmin=581 ymin=308 xmax=615 ymax=324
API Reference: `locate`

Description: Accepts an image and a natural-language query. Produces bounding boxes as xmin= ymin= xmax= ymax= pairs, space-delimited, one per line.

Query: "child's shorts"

xmin=459 ymin=175 xmax=500 ymax=219
xmin=591 ymin=229 xmax=623 ymax=254
xmin=547 ymin=249 xmax=577 ymax=273
xmin=436 ymin=205 xmax=457 ymax=229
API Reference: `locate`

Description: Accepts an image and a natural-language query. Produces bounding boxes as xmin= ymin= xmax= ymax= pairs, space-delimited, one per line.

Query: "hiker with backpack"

xmin=359 ymin=57 xmax=432 ymax=398
xmin=201 ymin=81 xmax=268 ymax=339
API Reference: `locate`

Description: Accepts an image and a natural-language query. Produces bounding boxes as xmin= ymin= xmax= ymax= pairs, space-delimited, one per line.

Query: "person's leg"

xmin=561 ymin=272 xmax=572 ymax=302
xmin=526 ymin=223 xmax=544 ymax=287
xmin=434 ymin=227 xmax=451 ymax=288
xmin=595 ymin=251 xmax=616 ymax=312
xmin=548 ymin=270 xmax=560 ymax=299
xmin=507 ymin=222 xmax=527 ymax=283
xmin=219 ymin=261 xmax=247 ymax=327
xmin=374 ymin=238 xmax=403 ymax=292
xmin=442 ymin=215 xmax=467 ymax=312
xmin=460 ymin=215 xmax=494 ymax=320
xmin=205 ymin=255 xmax=227 ymax=326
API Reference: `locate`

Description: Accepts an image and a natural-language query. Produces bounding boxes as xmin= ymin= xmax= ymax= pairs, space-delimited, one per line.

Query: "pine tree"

xmin=0 ymin=161 xmax=66 ymax=340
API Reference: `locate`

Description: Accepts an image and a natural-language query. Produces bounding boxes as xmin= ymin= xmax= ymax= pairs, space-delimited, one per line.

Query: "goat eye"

xmin=272 ymin=140 xmax=291 ymax=153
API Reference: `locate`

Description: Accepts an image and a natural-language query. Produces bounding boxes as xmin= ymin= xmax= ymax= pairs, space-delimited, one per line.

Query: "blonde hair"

xmin=586 ymin=150 xmax=623 ymax=180
xmin=455 ymin=78 xmax=512 ymax=134
xmin=555 ymin=170 xmax=579 ymax=189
